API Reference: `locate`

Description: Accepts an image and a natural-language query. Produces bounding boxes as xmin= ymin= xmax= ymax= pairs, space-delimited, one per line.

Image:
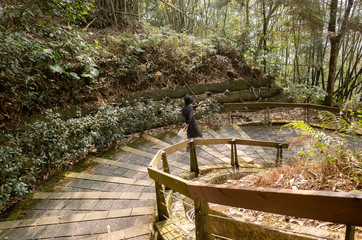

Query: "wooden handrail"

xmin=234 ymin=139 xmax=288 ymax=148
xmin=148 ymin=167 xmax=362 ymax=227
xmin=163 ymin=139 xmax=190 ymax=155
xmin=193 ymin=138 xmax=230 ymax=145
xmin=160 ymin=138 xmax=288 ymax=156
xmin=148 ymin=167 xmax=190 ymax=197
xmin=149 ymin=103 xmax=361 ymax=239
xmin=150 ymin=138 xmax=289 ymax=169
xmin=187 ymin=182 xmax=362 ymax=227
xmin=149 ymin=149 xmax=162 ymax=168
xmin=223 ymin=102 xmax=342 ymax=113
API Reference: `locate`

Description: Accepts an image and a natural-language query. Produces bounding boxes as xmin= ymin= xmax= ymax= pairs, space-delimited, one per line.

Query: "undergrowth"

xmin=244 ymin=149 xmax=361 ymax=191
xmin=242 ymin=110 xmax=362 ymax=192
xmin=0 ymin=98 xmax=219 ymax=207
xmin=0 ymin=1 xmax=250 ymax=125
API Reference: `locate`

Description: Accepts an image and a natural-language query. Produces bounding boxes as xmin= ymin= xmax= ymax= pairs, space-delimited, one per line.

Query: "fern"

xmin=281 ymin=122 xmax=318 ymax=140
xmin=281 ymin=122 xmax=344 ymax=154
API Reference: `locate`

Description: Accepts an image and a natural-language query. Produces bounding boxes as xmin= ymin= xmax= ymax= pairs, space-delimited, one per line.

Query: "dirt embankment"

xmin=1 ymin=30 xmax=288 ymax=131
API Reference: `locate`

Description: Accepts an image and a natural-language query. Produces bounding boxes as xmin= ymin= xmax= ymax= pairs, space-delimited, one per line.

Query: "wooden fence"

xmin=148 ymin=138 xmax=362 ymax=240
xmin=223 ymin=102 xmax=344 ymax=124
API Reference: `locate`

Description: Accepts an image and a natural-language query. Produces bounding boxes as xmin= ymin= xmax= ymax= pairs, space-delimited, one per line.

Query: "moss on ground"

xmin=38 ymin=171 xmax=69 ymax=192
xmin=156 ymin=131 xmax=177 ymax=141
xmin=5 ymin=193 xmax=36 ymax=221
xmin=71 ymin=156 xmax=97 ymax=173
xmin=128 ymin=137 xmax=149 ymax=148
xmin=101 ymin=147 xmax=123 ymax=159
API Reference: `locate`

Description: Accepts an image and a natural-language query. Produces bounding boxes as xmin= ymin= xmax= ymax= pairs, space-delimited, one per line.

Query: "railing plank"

xmin=235 ymin=139 xmax=289 ymax=148
xmin=149 ymin=150 xmax=162 ymax=167
xmin=223 ymin=102 xmax=341 ymax=113
xmin=187 ymin=182 xmax=362 ymax=226
xmin=163 ymin=139 xmax=190 ymax=155
xmin=194 ymin=138 xmax=230 ymax=145
xmin=148 ymin=167 xmax=190 ymax=197
xmin=208 ymin=214 xmax=308 ymax=240
xmin=193 ymin=138 xmax=289 ymax=148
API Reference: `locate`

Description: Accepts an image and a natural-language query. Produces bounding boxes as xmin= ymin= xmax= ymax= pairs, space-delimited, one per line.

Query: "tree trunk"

xmin=324 ymin=0 xmax=354 ymax=106
xmin=262 ymin=0 xmax=267 ymax=74
xmin=246 ymin=0 xmax=249 ymax=25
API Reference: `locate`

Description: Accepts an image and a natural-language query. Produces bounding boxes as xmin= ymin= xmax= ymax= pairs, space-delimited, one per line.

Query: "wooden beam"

xmin=187 ymin=183 xmax=362 ymax=226
xmin=345 ymin=225 xmax=355 ymax=240
xmin=148 ymin=167 xmax=190 ymax=197
xmin=161 ymin=151 xmax=170 ymax=174
xmin=193 ymin=138 xmax=288 ymax=148
xmin=224 ymin=102 xmax=307 ymax=109
xmin=163 ymin=140 xmax=190 ymax=155
xmin=223 ymin=102 xmax=341 ymax=113
xmin=234 ymin=139 xmax=289 ymax=148
xmin=149 ymin=150 xmax=162 ymax=168
xmin=155 ymin=182 xmax=169 ymax=221
xmin=194 ymin=138 xmax=230 ymax=145
xmin=208 ymin=214 xmax=308 ymax=240
xmin=189 ymin=140 xmax=199 ymax=177
xmin=195 ymin=201 xmax=213 ymax=240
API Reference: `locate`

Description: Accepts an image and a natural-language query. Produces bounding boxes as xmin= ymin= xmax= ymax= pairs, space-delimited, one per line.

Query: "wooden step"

xmin=66 ymin=172 xmax=153 ymax=186
xmin=33 ymin=192 xmax=155 ymax=200
xmin=0 ymin=207 xmax=154 ymax=230
xmin=94 ymin=157 xmax=148 ymax=173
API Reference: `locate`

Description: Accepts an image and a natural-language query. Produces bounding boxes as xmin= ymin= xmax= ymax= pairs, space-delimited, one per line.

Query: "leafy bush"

xmin=282 ymin=112 xmax=362 ymax=189
xmin=0 ymin=1 xmax=99 ymax=123
xmin=283 ymin=83 xmax=327 ymax=104
xmin=0 ymin=99 xmax=219 ymax=206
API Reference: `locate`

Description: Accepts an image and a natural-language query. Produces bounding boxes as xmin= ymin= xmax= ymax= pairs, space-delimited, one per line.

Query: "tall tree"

xmin=324 ymin=0 xmax=354 ymax=106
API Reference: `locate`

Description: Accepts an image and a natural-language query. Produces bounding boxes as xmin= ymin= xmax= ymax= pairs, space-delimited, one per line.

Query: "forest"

xmin=1 ymin=0 xmax=361 ymax=125
xmin=0 ymin=0 xmax=361 ymax=225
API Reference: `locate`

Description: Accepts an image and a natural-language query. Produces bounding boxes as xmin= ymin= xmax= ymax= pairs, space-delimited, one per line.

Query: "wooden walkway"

xmin=0 ymin=125 xmax=300 ymax=240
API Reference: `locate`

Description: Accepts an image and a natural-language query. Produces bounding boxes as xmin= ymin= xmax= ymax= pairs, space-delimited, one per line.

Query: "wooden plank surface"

xmin=193 ymin=138 xmax=231 ymax=145
xmin=187 ymin=182 xmax=362 ymax=226
xmin=163 ymin=140 xmax=190 ymax=155
xmin=150 ymin=150 xmax=162 ymax=167
xmin=148 ymin=167 xmax=190 ymax=197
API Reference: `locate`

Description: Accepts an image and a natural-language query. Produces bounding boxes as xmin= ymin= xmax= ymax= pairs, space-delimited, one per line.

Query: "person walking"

xmin=181 ymin=94 xmax=203 ymax=139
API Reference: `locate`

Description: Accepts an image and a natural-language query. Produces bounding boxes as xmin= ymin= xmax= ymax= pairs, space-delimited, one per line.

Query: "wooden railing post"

xmin=189 ymin=139 xmax=199 ymax=177
xmin=231 ymin=140 xmax=234 ymax=166
xmin=155 ymin=181 xmax=169 ymax=222
xmin=264 ymin=107 xmax=270 ymax=124
xmin=345 ymin=225 xmax=355 ymax=240
xmin=276 ymin=144 xmax=283 ymax=166
xmin=264 ymin=107 xmax=267 ymax=124
xmin=194 ymin=200 xmax=213 ymax=240
xmin=307 ymin=104 xmax=310 ymax=124
xmin=230 ymin=139 xmax=239 ymax=168
xmin=161 ymin=151 xmax=170 ymax=174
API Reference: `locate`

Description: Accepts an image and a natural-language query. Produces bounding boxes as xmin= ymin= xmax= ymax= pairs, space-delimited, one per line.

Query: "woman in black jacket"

xmin=181 ymin=94 xmax=203 ymax=139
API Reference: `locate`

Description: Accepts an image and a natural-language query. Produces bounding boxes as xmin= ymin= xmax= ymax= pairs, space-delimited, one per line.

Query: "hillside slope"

xmin=0 ymin=2 xmax=286 ymax=128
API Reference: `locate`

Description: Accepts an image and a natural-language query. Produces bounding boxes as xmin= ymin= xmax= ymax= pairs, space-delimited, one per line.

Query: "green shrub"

xmin=0 ymin=99 xmax=219 ymax=206
xmin=0 ymin=146 xmax=35 ymax=205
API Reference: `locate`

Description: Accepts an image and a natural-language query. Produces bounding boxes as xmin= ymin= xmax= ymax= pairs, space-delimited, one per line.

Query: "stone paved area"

xmin=0 ymin=124 xmax=304 ymax=240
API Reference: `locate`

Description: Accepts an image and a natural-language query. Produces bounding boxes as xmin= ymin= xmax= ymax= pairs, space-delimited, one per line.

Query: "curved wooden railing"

xmin=148 ymin=138 xmax=362 ymax=240
xmin=223 ymin=102 xmax=348 ymax=125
